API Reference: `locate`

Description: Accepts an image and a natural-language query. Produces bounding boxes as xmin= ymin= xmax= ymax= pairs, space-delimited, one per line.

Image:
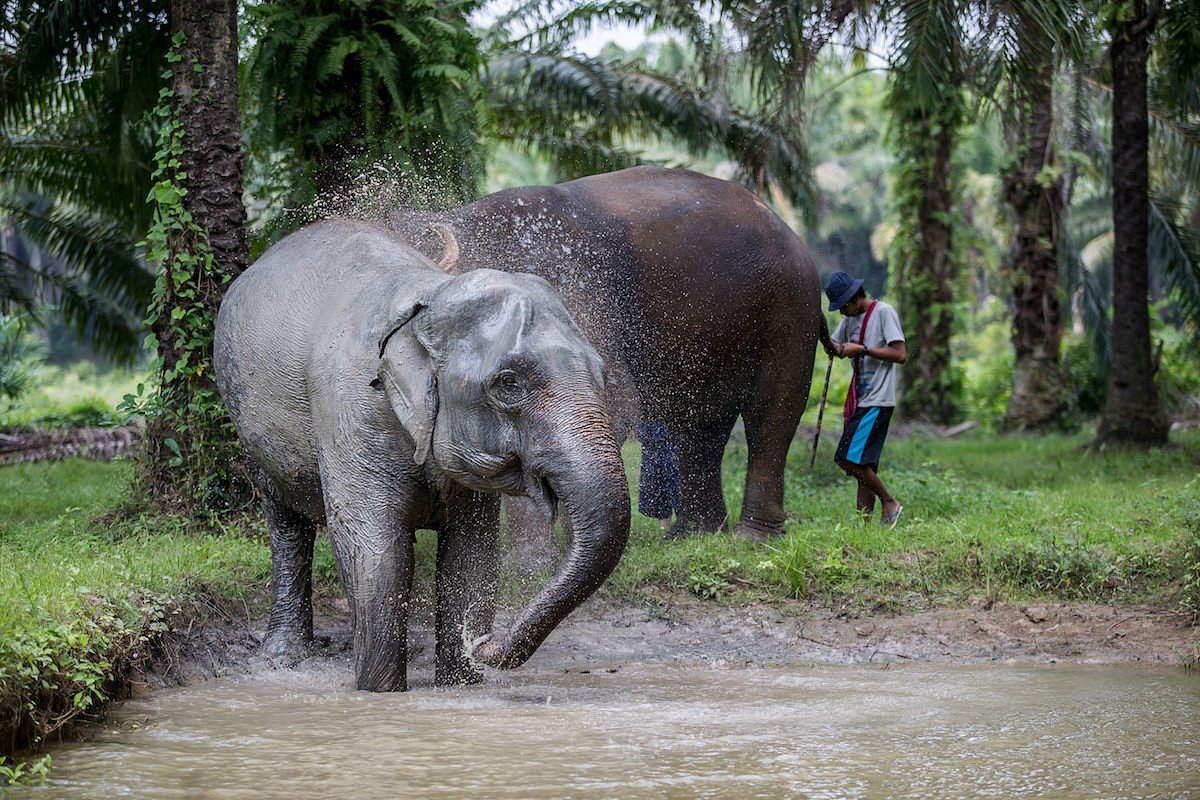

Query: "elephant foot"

xmin=435 ymin=663 xmax=485 ymax=687
xmin=665 ymin=511 xmax=729 ymax=541
xmin=732 ymin=518 xmax=785 ymax=544
xmin=664 ymin=519 xmax=705 ymax=540
xmin=262 ymin=626 xmax=315 ymax=663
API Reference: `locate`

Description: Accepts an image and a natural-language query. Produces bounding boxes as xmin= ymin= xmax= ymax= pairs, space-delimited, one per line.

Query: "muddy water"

xmin=18 ymin=663 xmax=1200 ymax=799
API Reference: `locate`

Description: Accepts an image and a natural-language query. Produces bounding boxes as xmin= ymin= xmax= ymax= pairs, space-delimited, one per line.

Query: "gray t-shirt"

xmin=831 ymin=300 xmax=906 ymax=408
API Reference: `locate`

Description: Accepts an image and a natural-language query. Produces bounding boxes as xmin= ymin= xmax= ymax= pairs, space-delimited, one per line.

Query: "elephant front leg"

xmin=434 ymin=491 xmax=501 ymax=685
xmin=262 ymin=497 xmax=318 ymax=659
xmin=332 ymin=526 xmax=414 ymax=692
xmin=322 ymin=471 xmax=415 ymax=692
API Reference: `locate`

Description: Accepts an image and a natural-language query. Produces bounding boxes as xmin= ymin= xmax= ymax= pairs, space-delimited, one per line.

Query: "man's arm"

xmin=837 ymin=340 xmax=907 ymax=364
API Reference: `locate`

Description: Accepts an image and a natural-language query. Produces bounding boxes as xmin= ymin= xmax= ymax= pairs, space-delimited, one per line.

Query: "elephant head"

xmin=376 ymin=268 xmax=631 ymax=669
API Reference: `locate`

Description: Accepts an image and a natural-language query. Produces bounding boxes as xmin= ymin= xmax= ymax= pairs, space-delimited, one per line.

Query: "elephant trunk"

xmin=472 ymin=405 xmax=630 ymax=670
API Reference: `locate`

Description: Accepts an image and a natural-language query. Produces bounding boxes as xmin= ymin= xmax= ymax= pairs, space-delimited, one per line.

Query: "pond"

xmin=15 ymin=662 xmax=1200 ymax=799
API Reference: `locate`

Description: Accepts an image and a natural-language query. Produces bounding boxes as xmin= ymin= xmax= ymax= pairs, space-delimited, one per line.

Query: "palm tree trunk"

xmin=1003 ymin=16 xmax=1068 ymax=431
xmin=170 ymin=0 xmax=247 ymax=284
xmin=143 ymin=0 xmax=248 ymax=505
xmin=1097 ymin=0 xmax=1169 ymax=447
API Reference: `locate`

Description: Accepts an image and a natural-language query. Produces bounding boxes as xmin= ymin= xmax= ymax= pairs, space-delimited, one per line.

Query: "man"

xmin=635 ymin=419 xmax=681 ymax=534
xmin=825 ymin=271 xmax=907 ymax=527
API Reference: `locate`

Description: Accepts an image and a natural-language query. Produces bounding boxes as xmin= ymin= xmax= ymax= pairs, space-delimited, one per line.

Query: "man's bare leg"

xmin=838 ymin=460 xmax=901 ymax=523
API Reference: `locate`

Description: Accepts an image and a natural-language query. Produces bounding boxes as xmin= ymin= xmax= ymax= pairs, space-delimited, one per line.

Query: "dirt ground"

xmin=137 ymin=590 xmax=1200 ymax=693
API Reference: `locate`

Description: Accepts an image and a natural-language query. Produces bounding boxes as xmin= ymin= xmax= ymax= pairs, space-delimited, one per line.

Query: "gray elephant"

xmin=388 ymin=165 xmax=828 ymax=541
xmin=214 ymin=219 xmax=630 ymax=691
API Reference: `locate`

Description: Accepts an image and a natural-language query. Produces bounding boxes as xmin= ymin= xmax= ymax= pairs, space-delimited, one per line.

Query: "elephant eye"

xmin=489 ymin=369 xmax=529 ymax=407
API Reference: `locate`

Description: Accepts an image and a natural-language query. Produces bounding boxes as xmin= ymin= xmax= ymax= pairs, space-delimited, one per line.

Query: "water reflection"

xmin=18 ymin=664 xmax=1200 ymax=799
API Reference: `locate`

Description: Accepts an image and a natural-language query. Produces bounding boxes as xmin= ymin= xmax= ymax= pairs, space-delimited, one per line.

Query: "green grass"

xmin=608 ymin=428 xmax=1200 ymax=613
xmin=0 ymin=459 xmax=271 ymax=760
xmin=2 ymin=427 xmax=1198 ymax=765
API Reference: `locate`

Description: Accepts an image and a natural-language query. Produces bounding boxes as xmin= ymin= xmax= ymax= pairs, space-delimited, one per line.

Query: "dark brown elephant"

xmin=388 ymin=166 xmax=828 ymax=541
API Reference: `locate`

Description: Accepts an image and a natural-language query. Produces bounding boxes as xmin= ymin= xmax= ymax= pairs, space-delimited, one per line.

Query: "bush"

xmin=0 ymin=590 xmax=169 ymax=756
xmin=1156 ymin=327 xmax=1200 ymax=421
xmin=1062 ymin=334 xmax=1107 ymax=418
xmin=0 ymin=361 xmax=139 ymax=429
xmin=0 ymin=459 xmax=273 ymax=757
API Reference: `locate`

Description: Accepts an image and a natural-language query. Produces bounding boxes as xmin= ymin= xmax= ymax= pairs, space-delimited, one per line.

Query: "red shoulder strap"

xmin=857 ymin=300 xmax=878 ymax=346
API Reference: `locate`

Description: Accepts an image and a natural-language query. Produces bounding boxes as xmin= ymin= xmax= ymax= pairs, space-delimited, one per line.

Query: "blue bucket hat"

xmin=824 ymin=271 xmax=865 ymax=311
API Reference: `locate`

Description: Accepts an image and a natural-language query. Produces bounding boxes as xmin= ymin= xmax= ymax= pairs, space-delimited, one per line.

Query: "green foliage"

xmin=0 ymin=313 xmax=38 ymax=403
xmin=683 ymin=557 xmax=744 ymax=600
xmin=758 ymin=429 xmax=1200 ymax=608
xmin=610 ymin=426 xmax=1200 ymax=613
xmin=0 ymin=0 xmax=167 ymax=363
xmin=1154 ymin=316 xmax=1200 ymax=420
xmin=0 ymin=754 xmax=51 ymax=786
xmin=242 ymin=0 xmax=486 ymax=228
xmin=886 ymin=12 xmax=969 ymax=424
xmin=957 ymin=297 xmax=1013 ymax=429
xmin=1173 ymin=489 xmax=1200 ymax=618
xmin=1062 ymin=334 xmax=1109 ymax=418
xmin=1 ymin=359 xmax=139 ymax=429
xmin=481 ymin=6 xmax=814 ymax=211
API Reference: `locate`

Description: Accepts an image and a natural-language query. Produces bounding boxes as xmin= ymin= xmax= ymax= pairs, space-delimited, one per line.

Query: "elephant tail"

xmin=817 ymin=313 xmax=836 ymax=359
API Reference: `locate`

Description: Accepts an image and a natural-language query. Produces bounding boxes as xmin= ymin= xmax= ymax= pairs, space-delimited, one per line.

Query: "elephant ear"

xmin=375 ymin=303 xmax=438 ymax=466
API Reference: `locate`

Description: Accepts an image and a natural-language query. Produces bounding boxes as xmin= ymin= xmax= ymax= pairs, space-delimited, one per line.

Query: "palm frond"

xmin=9 ymin=198 xmax=152 ymax=306
xmin=0 ymin=196 xmax=149 ymax=362
xmin=1 ymin=0 xmax=164 ymax=361
xmin=485 ymin=49 xmax=813 ymax=209
xmin=41 ymin=270 xmax=143 ymax=363
xmin=495 ymin=1 xmax=706 ymax=54
xmin=0 ymin=249 xmax=41 ymax=321
xmin=887 ymin=0 xmax=964 ymax=112
xmin=1148 ymin=190 xmax=1200 ymax=339
xmin=2 ymin=0 xmax=167 ymax=128
xmin=1154 ymin=0 xmax=1200 ymax=119
xmin=242 ymin=0 xmax=485 ymax=209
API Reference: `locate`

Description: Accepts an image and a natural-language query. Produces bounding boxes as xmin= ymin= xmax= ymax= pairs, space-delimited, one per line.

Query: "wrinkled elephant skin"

xmin=214 ymin=220 xmax=630 ymax=691
xmin=389 ymin=166 xmax=825 ymax=540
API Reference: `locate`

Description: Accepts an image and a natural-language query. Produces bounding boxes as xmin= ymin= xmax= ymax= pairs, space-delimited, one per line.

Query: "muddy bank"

xmin=132 ymin=592 xmax=1199 ymax=694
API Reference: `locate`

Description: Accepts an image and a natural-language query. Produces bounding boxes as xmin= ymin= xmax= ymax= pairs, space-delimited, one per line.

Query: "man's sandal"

xmin=882 ymin=505 xmax=903 ymax=529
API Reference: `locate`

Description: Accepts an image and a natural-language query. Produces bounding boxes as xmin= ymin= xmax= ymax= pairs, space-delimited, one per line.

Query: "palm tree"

xmin=1057 ymin=42 xmax=1200 ymax=424
xmin=1 ymin=0 xmax=168 ymax=363
xmin=880 ymin=0 xmax=967 ymax=423
xmin=972 ymin=0 xmax=1079 ymax=430
xmin=1095 ymin=0 xmax=1175 ymax=447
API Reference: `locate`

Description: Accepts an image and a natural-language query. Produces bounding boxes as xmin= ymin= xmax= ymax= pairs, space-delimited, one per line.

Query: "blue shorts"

xmin=835 ymin=406 xmax=894 ymax=470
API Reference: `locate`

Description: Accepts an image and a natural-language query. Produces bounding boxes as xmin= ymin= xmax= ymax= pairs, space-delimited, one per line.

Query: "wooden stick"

xmin=811 ymin=356 xmax=834 ymax=468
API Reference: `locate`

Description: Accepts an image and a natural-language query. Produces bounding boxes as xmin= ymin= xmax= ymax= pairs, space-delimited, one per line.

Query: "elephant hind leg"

xmin=262 ymin=496 xmax=319 ymax=659
xmin=736 ymin=358 xmax=811 ymax=541
xmin=670 ymin=413 xmax=737 ymax=537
